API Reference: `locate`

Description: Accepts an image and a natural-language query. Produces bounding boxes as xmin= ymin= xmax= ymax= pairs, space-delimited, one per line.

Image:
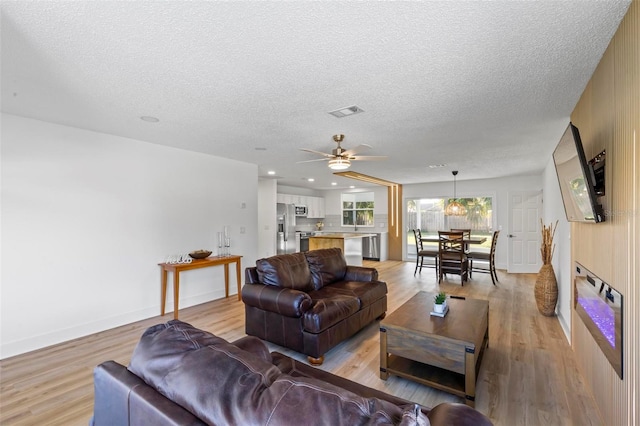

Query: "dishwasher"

xmin=362 ymin=234 xmax=380 ymax=260
xmin=299 ymin=232 xmax=311 ymax=252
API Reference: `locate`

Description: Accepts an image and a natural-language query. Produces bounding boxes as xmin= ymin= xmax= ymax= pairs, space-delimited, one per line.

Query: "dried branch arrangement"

xmin=540 ymin=219 xmax=558 ymax=265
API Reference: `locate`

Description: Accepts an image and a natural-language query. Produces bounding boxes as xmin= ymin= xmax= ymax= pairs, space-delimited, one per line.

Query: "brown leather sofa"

xmin=91 ymin=320 xmax=493 ymax=426
xmin=242 ymin=248 xmax=387 ymax=364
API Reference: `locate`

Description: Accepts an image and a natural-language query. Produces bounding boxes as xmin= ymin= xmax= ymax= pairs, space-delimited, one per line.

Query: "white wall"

xmin=403 ymin=175 xmax=543 ymax=268
xmin=542 ymin=157 xmax=572 ymax=340
xmin=258 ymin=179 xmax=277 ymax=258
xmin=277 ymin=185 xmax=323 ymax=197
xmin=1 ymin=114 xmax=259 ymax=358
xmin=322 ymin=186 xmax=389 ymax=215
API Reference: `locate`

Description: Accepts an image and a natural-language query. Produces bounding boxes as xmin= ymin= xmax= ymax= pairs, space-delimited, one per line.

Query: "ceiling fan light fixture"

xmin=328 ymin=158 xmax=351 ymax=170
xmin=445 ymin=170 xmax=467 ymax=216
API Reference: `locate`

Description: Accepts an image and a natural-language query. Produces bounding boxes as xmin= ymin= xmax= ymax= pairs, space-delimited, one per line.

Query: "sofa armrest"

xmin=344 ymin=265 xmax=379 ymax=282
xmin=93 ymin=361 xmax=206 ymax=426
xmin=93 ymin=361 xmax=142 ymax=426
xmin=231 ymin=335 xmax=272 ymax=363
xmin=427 ymin=403 xmax=493 ymax=426
xmin=242 ymin=283 xmax=312 ymax=317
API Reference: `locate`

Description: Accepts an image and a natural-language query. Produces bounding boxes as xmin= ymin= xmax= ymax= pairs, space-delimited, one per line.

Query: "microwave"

xmin=295 ymin=205 xmax=307 ymax=216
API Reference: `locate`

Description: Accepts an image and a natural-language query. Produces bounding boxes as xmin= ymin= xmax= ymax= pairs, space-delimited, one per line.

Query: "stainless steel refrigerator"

xmin=277 ymin=203 xmax=298 ymax=254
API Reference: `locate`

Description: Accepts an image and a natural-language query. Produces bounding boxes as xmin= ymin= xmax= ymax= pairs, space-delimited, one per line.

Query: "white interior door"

xmin=508 ymin=191 xmax=542 ymax=273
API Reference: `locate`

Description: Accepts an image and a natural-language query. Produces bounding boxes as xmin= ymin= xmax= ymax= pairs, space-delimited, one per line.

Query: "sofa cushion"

xmin=305 ymin=248 xmax=347 ymax=290
xmin=129 ymin=321 xmax=430 ymax=426
xmin=302 ymin=295 xmax=360 ymax=333
xmin=256 ymin=252 xmax=312 ymax=291
xmin=323 ymin=280 xmax=388 ymax=308
xmin=271 ymin=351 xmax=430 ymax=417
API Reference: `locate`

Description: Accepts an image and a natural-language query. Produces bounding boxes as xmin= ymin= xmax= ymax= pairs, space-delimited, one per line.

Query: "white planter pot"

xmin=434 ymin=300 xmax=447 ymax=313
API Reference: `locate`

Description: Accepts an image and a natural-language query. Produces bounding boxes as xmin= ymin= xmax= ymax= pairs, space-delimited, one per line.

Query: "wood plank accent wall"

xmin=570 ymin=2 xmax=638 ymax=424
xmin=333 ymin=171 xmax=403 ymax=260
xmin=387 ymin=184 xmax=403 ymax=260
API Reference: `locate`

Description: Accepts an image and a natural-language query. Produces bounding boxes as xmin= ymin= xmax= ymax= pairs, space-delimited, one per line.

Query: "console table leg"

xmin=224 ymin=264 xmax=230 ymax=298
xmin=160 ymin=269 xmax=167 ymax=316
xmin=236 ymin=259 xmax=242 ymax=301
xmin=173 ymin=273 xmax=180 ymax=320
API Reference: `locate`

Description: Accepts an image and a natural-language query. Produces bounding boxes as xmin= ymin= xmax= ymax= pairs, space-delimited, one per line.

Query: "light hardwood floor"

xmin=0 ymin=260 xmax=603 ymax=425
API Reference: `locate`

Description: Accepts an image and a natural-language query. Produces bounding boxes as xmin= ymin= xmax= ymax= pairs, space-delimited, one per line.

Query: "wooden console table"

xmin=159 ymin=255 xmax=242 ymax=319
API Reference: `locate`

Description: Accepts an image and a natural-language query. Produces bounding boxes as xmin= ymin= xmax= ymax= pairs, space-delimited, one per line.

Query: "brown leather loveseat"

xmin=242 ymin=248 xmax=387 ymax=364
xmin=91 ymin=320 xmax=494 ymax=426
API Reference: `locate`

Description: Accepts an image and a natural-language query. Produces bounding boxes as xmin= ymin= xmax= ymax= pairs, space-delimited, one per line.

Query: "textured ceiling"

xmin=1 ymin=1 xmax=630 ymax=190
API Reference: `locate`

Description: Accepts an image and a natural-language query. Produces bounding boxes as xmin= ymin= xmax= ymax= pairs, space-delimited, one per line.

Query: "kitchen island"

xmin=309 ymin=233 xmax=375 ymax=266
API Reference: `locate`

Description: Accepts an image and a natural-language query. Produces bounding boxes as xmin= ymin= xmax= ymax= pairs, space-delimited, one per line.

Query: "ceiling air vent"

xmin=328 ymin=105 xmax=364 ymax=118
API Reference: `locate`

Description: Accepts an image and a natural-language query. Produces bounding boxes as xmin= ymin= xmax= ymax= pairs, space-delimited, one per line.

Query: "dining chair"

xmin=450 ymin=228 xmax=471 ymax=238
xmin=413 ymin=229 xmax=438 ymax=276
xmin=468 ymin=230 xmax=500 ymax=285
xmin=438 ymin=231 xmax=469 ymax=285
xmin=450 ymin=228 xmax=471 ymax=253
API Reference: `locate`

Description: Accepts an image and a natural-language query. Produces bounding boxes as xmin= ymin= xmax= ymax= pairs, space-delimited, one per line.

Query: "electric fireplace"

xmin=574 ymin=262 xmax=623 ymax=378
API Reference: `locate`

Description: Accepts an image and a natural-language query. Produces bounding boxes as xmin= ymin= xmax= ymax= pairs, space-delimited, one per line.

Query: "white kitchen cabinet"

xmin=277 ymin=194 xmax=325 ymax=218
xmin=306 ymin=196 xmax=325 ymax=218
xmin=277 ymin=194 xmax=292 ymax=204
xmin=306 ymin=196 xmax=316 ymax=218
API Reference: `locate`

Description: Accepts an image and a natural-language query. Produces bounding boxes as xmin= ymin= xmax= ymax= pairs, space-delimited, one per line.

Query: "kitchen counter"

xmin=309 ymin=233 xmax=374 ymax=266
xmin=311 ymin=233 xmax=376 ymax=239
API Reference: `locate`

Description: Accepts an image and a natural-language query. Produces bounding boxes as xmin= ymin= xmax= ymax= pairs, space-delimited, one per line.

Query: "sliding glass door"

xmin=406 ymin=197 xmax=494 ymax=259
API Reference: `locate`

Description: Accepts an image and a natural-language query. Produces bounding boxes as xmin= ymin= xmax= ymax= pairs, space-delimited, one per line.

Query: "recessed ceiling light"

xmin=428 ymin=164 xmax=447 ymax=168
xmin=331 ymin=182 xmax=337 ymax=186
xmin=267 ymin=171 xmax=276 ymax=175
xmin=328 ymin=105 xmax=364 ymax=118
xmin=349 ymin=185 xmax=355 ymax=189
xmin=307 ymin=178 xmax=315 ymax=182
xmin=140 ymin=116 xmax=159 ymax=123
xmin=255 ymin=147 xmax=267 ymax=151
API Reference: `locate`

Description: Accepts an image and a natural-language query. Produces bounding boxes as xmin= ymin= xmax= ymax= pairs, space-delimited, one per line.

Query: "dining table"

xmin=421 ymin=235 xmax=487 ymax=245
xmin=421 ymin=234 xmax=487 ymax=251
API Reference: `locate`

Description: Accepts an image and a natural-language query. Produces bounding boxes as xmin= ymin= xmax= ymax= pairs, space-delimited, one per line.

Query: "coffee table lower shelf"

xmin=382 ymin=355 xmax=466 ymax=399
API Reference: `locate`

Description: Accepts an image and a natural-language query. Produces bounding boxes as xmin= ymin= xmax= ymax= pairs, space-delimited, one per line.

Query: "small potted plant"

xmin=433 ymin=291 xmax=447 ymax=314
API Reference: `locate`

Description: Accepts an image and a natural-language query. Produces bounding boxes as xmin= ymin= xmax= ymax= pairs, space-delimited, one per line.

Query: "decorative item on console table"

xmin=217 ymin=232 xmax=223 ymax=256
xmin=189 ymin=250 xmax=212 ymax=259
xmin=223 ymin=225 xmax=231 ymax=256
xmin=534 ymin=220 xmax=559 ymax=316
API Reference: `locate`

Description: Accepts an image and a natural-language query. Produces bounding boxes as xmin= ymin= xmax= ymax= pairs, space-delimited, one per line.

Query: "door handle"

xmin=508 ymin=234 xmax=515 ymax=238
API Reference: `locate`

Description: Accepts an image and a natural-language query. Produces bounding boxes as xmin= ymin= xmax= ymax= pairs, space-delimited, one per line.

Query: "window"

xmin=342 ymin=192 xmax=374 ymax=227
xmin=406 ymin=196 xmax=494 ymax=257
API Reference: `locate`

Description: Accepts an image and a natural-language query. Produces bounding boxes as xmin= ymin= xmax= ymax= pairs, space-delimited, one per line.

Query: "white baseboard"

xmin=0 ymin=289 xmax=231 ymax=359
xmin=557 ymin=310 xmax=571 ymax=343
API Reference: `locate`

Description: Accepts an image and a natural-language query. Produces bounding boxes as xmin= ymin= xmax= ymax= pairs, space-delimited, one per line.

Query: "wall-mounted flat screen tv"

xmin=552 ymin=123 xmax=604 ymax=223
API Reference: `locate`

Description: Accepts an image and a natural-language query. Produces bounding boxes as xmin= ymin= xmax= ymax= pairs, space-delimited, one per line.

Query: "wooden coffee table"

xmin=379 ymin=291 xmax=489 ymax=407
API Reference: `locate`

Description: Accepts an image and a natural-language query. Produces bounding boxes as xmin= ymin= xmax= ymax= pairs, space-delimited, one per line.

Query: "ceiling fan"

xmin=298 ymin=134 xmax=387 ymax=170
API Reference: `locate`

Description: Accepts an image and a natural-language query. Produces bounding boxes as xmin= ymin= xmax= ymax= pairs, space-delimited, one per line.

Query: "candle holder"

xmin=217 ymin=232 xmax=223 ymax=257
xmin=224 ymin=237 xmax=231 ymax=256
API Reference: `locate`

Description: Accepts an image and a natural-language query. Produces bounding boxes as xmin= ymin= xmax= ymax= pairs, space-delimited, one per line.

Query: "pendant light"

xmin=444 ymin=171 xmax=467 ymax=216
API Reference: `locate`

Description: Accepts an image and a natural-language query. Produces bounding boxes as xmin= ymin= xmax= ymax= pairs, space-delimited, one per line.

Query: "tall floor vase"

xmin=534 ymin=264 xmax=558 ymax=316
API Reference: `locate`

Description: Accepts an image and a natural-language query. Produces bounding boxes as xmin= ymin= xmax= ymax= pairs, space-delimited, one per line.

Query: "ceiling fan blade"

xmin=342 ymin=144 xmax=372 ymax=157
xmin=351 ymin=155 xmax=387 ymax=161
xmin=296 ymin=158 xmax=329 ymax=164
xmin=299 ymin=148 xmax=334 ymax=158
